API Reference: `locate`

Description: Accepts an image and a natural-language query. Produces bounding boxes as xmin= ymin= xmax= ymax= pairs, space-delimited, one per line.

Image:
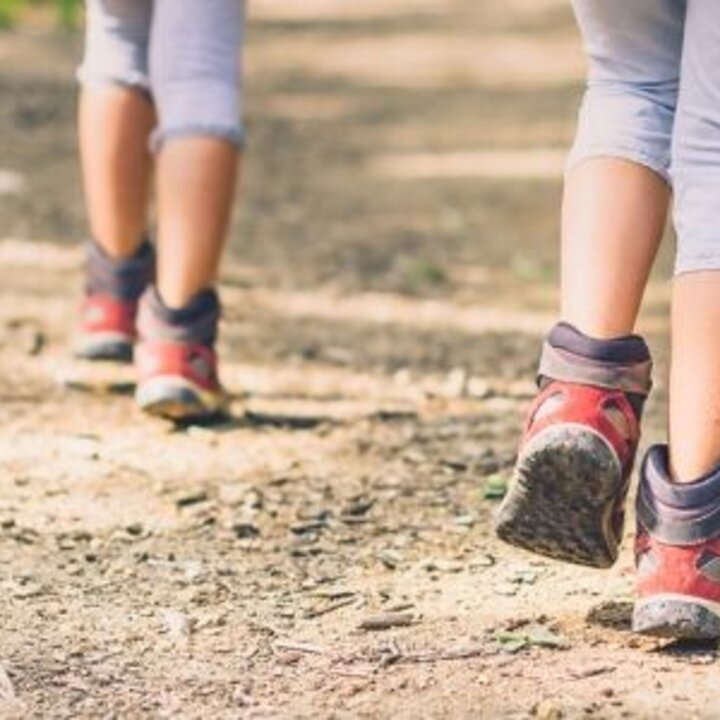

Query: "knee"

xmin=568 ymin=80 xmax=678 ymax=182
xmin=149 ymin=14 xmax=244 ymax=151
xmin=569 ymin=0 xmax=681 ymax=180
xmin=672 ymin=117 xmax=720 ymax=275
xmin=150 ymin=72 xmax=244 ymax=151
xmin=674 ymin=179 xmax=720 ymax=274
xmin=77 ymin=0 xmax=151 ymax=90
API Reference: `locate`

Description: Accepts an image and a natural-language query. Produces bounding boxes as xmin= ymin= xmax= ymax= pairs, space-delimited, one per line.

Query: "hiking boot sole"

xmin=495 ymin=423 xmax=622 ymax=568
xmin=136 ymin=376 xmax=229 ymax=423
xmin=633 ymin=594 xmax=720 ymax=640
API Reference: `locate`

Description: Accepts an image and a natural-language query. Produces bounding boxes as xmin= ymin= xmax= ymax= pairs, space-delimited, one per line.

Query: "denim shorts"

xmin=569 ymin=0 xmax=720 ymax=274
xmin=78 ymin=0 xmax=245 ymax=151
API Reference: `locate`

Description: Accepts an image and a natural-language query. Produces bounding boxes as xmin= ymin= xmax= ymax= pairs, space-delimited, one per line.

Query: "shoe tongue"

xmin=138 ymin=287 xmax=220 ymax=346
xmin=86 ymin=239 xmax=155 ymax=302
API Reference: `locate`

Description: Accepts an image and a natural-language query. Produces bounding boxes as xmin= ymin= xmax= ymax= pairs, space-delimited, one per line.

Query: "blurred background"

xmin=0 ymin=0 xmax=675 ymax=290
xmin=0 ymin=0 xmax=80 ymax=29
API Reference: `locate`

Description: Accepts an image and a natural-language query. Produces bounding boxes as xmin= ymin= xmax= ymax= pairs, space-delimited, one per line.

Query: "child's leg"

xmin=79 ymin=0 xmax=155 ymax=259
xmin=150 ymin=0 xmax=244 ymax=309
xmin=668 ymin=11 xmax=720 ymax=483
xmin=562 ymin=0 xmax=683 ymax=337
xmin=670 ymin=277 xmax=720 ymax=481
xmin=633 ymin=4 xmax=720 ymax=640
xmin=75 ymin=0 xmax=156 ymax=362
xmin=154 ymin=139 xmax=238 ymax=309
xmin=134 ymin=0 xmax=244 ymax=420
xmin=562 ymin=159 xmax=669 ymax=338
xmin=496 ymin=0 xmax=684 ymax=567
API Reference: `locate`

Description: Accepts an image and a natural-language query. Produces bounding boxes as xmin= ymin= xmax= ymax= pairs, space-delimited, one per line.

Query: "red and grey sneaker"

xmin=495 ymin=324 xmax=653 ymax=568
xmin=134 ymin=287 xmax=229 ymax=421
xmin=75 ymin=295 xmax=137 ymax=362
xmin=74 ymin=240 xmax=154 ymax=363
xmin=633 ymin=446 xmax=720 ymax=639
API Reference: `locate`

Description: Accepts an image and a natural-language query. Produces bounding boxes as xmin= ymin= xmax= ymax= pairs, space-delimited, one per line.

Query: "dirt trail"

xmin=0 ymin=2 xmax=710 ymax=719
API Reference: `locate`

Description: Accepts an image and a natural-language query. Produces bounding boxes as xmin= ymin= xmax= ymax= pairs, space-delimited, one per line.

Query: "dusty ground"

xmin=0 ymin=1 xmax=712 ymax=718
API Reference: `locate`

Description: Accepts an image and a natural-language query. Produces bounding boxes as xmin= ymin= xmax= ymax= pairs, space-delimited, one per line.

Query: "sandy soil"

xmin=0 ymin=2 xmax=710 ymax=718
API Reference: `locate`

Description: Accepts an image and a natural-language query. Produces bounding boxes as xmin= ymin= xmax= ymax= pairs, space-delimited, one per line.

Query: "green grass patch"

xmin=0 ymin=0 xmax=81 ymax=29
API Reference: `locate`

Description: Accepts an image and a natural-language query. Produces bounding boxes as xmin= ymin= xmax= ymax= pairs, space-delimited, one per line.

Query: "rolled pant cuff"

xmin=151 ymin=125 xmax=244 ymax=153
xmin=76 ymin=67 xmax=151 ymax=93
xmin=675 ymin=255 xmax=720 ymax=276
xmin=566 ymin=145 xmax=671 ymax=185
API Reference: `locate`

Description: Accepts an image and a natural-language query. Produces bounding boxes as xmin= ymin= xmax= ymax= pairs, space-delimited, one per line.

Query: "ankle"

xmin=550 ymin=322 xmax=650 ymax=364
xmin=86 ymin=237 xmax=154 ymax=301
xmin=156 ymin=279 xmax=216 ymax=311
xmin=669 ymin=452 xmax=720 ymax=486
xmin=540 ymin=322 xmax=653 ymax=418
xmin=139 ymin=286 xmax=220 ymax=347
xmin=643 ymin=445 xmax=720 ymax=518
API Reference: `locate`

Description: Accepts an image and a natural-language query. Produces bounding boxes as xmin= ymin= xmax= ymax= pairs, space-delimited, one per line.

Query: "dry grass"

xmin=249 ymin=32 xmax=584 ymax=89
xmin=369 ymin=149 xmax=567 ymax=180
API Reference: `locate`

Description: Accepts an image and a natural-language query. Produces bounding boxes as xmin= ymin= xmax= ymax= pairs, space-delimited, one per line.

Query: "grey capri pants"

xmin=569 ymin=0 xmax=720 ymax=274
xmin=78 ymin=0 xmax=245 ymax=150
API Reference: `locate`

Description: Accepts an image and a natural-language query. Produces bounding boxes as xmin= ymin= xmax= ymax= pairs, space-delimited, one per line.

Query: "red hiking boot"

xmin=74 ymin=240 xmax=154 ymax=363
xmin=134 ymin=288 xmax=229 ymax=421
xmin=135 ymin=341 xmax=228 ymax=421
xmin=633 ymin=446 xmax=720 ymax=639
xmin=75 ymin=294 xmax=136 ymax=363
xmin=495 ymin=332 xmax=652 ymax=567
